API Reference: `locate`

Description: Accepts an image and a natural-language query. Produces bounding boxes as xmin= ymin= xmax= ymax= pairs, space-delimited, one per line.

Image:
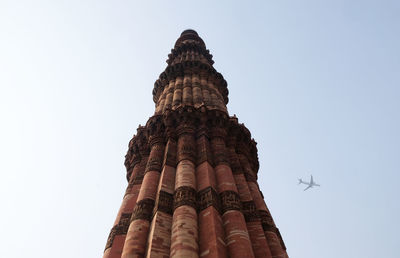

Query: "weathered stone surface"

xmin=198 ymin=207 xmax=227 ymax=258
xmin=246 ymin=221 xmax=272 ymax=258
xmin=175 ymin=160 xmax=196 ymax=189
xmin=121 ymin=219 xmax=150 ymax=258
xmin=170 ymin=206 xmax=199 ymax=258
xmin=105 ymin=213 xmax=131 ymax=251
xmin=233 ymin=174 xmax=253 ymax=202
xmin=146 ymin=211 xmax=173 ymax=258
xmin=177 ymin=131 xmax=196 ymax=164
xmin=196 ymin=162 xmax=217 ymax=192
xmin=214 ymin=164 xmax=238 ymax=193
xmin=146 ymin=143 xmax=165 ymax=173
xmin=137 ymin=171 xmax=161 ymax=202
xmin=104 ymin=234 xmax=126 ymax=258
xmin=222 ymin=210 xmax=255 ymax=258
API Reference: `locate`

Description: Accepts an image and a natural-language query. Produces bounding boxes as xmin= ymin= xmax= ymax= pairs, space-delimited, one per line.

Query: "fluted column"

xmin=170 ymin=123 xmax=198 ymax=257
xmin=104 ymin=137 xmax=149 ymax=258
xmin=172 ymin=76 xmax=183 ymax=110
xmin=239 ymin=152 xmax=287 ymax=258
xmin=192 ymin=73 xmax=202 ymax=108
xmin=122 ymin=132 xmax=165 ymax=258
xmin=210 ymin=127 xmax=255 ymax=258
xmin=146 ymin=128 xmax=177 ymax=258
xmin=208 ymin=78 xmax=218 ymax=110
xmin=227 ymin=136 xmax=272 ymax=258
xmin=200 ymin=72 xmax=211 ymax=107
xmin=182 ymin=71 xmax=193 ymax=106
xmin=155 ymin=87 xmax=166 ymax=114
xmin=163 ymin=79 xmax=175 ymax=113
xmin=104 ymin=156 xmax=141 ymax=258
xmin=196 ymin=125 xmax=228 ymax=258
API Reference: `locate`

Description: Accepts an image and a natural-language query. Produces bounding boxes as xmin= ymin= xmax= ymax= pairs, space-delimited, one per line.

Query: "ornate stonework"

xmin=197 ymin=186 xmax=221 ymax=213
xmin=173 ymin=186 xmax=197 ymax=210
xmin=131 ymin=198 xmax=155 ymax=221
xmin=104 ymin=30 xmax=288 ymax=258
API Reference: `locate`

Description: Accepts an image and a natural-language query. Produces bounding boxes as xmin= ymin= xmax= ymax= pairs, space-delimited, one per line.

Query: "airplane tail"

xmin=298 ymin=179 xmax=303 ymax=185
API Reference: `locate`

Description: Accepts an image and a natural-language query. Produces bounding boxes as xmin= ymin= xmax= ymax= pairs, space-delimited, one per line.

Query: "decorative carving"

xmin=239 ymin=154 xmax=258 ymax=182
xmin=156 ymin=190 xmax=174 ymax=215
xmin=210 ymin=126 xmax=227 ymax=139
xmin=211 ymin=137 xmax=229 ymax=165
xmin=220 ymin=191 xmax=241 ymax=213
xmin=104 ymin=213 xmax=131 ymax=250
xmin=196 ymin=135 xmax=214 ymax=166
xmin=244 ymin=172 xmax=257 ymax=183
xmin=145 ymin=143 xmax=165 ymax=173
xmin=148 ymin=135 xmax=165 ymax=147
xmin=258 ymin=210 xmax=276 ymax=232
xmin=145 ymin=156 xmax=163 ymax=172
xmin=105 ymin=226 xmax=116 ymax=250
xmin=107 ymin=30 xmax=288 ymax=254
xmin=131 ymin=198 xmax=155 ymax=221
xmin=177 ymin=133 xmax=196 ymax=163
xmin=117 ymin=213 xmax=131 ymax=234
xmin=132 ymin=174 xmax=144 ymax=185
xmin=132 ymin=157 xmax=147 ymax=185
xmin=197 ymin=186 xmax=221 ymax=213
xmin=125 ymin=109 xmax=260 ymax=181
xmin=228 ymin=148 xmax=242 ymax=175
xmin=259 ymin=210 xmax=286 ymax=250
xmin=242 ymin=201 xmax=258 ymax=222
xmin=173 ymin=186 xmax=197 ymax=210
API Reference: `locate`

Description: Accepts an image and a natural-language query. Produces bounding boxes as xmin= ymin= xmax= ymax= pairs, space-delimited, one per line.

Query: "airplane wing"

xmin=304 ymin=185 xmax=312 ymax=191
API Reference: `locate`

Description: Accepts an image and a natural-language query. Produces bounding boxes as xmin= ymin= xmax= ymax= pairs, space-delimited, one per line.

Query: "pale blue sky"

xmin=1 ymin=1 xmax=399 ymax=257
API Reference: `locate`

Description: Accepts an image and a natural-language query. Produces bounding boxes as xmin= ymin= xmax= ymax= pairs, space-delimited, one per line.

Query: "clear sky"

xmin=1 ymin=1 xmax=399 ymax=257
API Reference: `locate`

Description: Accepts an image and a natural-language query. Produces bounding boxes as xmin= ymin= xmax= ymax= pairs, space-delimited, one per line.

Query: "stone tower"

xmin=104 ymin=30 xmax=288 ymax=258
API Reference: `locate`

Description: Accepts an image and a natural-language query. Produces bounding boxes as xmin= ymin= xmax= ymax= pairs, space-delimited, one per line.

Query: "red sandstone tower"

xmin=104 ymin=30 xmax=288 ymax=258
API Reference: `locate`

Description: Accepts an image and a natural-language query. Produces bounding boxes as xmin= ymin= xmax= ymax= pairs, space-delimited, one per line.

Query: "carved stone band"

xmin=131 ymin=198 xmax=155 ymax=222
xmin=145 ymin=144 xmax=165 ymax=173
xmin=145 ymin=156 xmax=163 ymax=173
xmin=242 ymin=201 xmax=258 ymax=222
xmin=219 ymin=190 xmax=241 ymax=214
xmin=156 ymin=190 xmax=174 ymax=215
xmin=258 ymin=210 xmax=275 ymax=232
xmin=105 ymin=213 xmax=131 ymax=250
xmin=173 ymin=186 xmax=197 ymax=210
xmin=197 ymin=186 xmax=221 ymax=213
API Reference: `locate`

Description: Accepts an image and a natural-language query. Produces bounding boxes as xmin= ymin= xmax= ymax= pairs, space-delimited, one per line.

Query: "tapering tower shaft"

xmin=104 ymin=30 xmax=288 ymax=258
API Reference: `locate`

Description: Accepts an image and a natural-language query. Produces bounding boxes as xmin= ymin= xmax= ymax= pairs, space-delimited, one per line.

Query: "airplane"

xmin=298 ymin=175 xmax=320 ymax=191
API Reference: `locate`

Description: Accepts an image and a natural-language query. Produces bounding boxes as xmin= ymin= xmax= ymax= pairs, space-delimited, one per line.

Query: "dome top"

xmin=180 ymin=29 xmax=198 ymax=37
xmin=175 ymin=29 xmax=205 ymax=48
